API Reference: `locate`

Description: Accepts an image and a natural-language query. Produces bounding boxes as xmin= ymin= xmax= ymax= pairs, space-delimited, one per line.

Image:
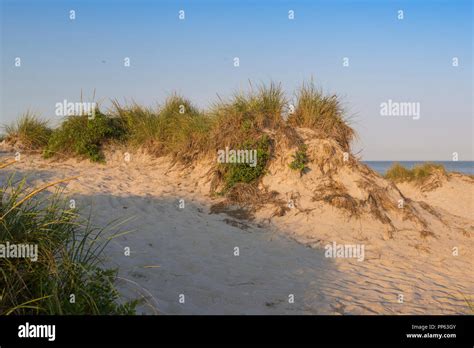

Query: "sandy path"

xmin=1 ymin=153 xmax=472 ymax=314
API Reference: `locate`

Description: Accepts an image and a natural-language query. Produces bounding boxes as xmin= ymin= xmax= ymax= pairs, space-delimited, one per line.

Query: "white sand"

xmin=1 ymin=144 xmax=472 ymax=314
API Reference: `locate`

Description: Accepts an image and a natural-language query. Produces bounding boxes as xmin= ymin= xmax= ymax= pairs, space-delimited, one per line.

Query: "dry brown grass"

xmin=210 ymin=182 xmax=284 ymax=221
xmin=312 ymin=180 xmax=360 ymax=217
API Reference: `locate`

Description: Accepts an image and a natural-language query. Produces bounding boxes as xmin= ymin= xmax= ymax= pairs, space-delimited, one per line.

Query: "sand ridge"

xmin=0 ymin=141 xmax=472 ymax=314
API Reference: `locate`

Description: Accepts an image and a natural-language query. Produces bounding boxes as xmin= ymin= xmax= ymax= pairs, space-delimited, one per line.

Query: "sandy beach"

xmin=1 ymin=131 xmax=472 ymax=315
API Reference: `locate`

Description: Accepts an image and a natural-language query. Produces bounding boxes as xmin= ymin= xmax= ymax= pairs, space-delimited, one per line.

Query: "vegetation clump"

xmin=112 ymin=94 xmax=211 ymax=162
xmin=287 ymin=81 xmax=355 ymax=151
xmin=3 ymin=81 xmax=354 ymax=164
xmin=218 ymin=135 xmax=272 ymax=192
xmin=4 ymin=112 xmax=52 ymax=150
xmin=289 ymin=144 xmax=309 ymax=176
xmin=3 ymin=82 xmax=356 ymax=191
xmin=209 ymin=82 xmax=286 ymax=150
xmin=44 ymin=110 xmax=126 ymax=162
xmin=385 ymin=163 xmax=446 ymax=184
xmin=208 ymin=83 xmax=286 ymax=193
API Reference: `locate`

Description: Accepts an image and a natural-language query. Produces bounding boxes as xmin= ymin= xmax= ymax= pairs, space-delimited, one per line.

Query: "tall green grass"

xmin=208 ymin=83 xmax=286 ymax=191
xmin=210 ymin=82 xmax=286 ymax=149
xmin=0 ymin=165 xmax=138 ymax=314
xmin=4 ymin=112 xmax=52 ymax=150
xmin=112 ymin=94 xmax=212 ymax=162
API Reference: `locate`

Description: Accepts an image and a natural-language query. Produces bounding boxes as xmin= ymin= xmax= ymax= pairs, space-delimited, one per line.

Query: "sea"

xmin=363 ymin=161 xmax=474 ymax=176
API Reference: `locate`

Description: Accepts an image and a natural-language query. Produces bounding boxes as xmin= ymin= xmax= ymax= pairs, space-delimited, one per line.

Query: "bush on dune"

xmin=384 ymin=163 xmax=412 ymax=182
xmin=43 ymin=110 xmax=126 ymax=162
xmin=411 ymin=163 xmax=446 ymax=180
xmin=5 ymin=81 xmax=356 ymax=165
xmin=289 ymin=144 xmax=309 ymax=176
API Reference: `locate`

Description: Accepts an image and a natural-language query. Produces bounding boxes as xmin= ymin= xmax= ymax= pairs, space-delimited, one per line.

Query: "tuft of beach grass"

xmin=385 ymin=162 xmax=447 ymax=184
xmin=4 ymin=112 xmax=52 ymax=151
xmin=287 ymin=80 xmax=355 ymax=151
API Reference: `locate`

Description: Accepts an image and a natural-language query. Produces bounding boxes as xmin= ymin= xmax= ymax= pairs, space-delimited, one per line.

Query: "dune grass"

xmin=209 ymin=82 xmax=286 ymax=150
xmin=287 ymin=81 xmax=355 ymax=151
xmin=4 ymin=112 xmax=52 ymax=150
xmin=112 ymin=94 xmax=212 ymax=162
xmin=385 ymin=162 xmax=447 ymax=183
xmin=3 ymin=81 xmax=356 ymax=194
xmin=4 ymin=82 xmax=355 ymax=190
xmin=208 ymin=83 xmax=287 ymax=192
xmin=0 ymin=163 xmax=138 ymax=314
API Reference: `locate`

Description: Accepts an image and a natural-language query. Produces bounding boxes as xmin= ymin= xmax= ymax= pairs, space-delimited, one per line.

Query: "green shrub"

xmin=0 ymin=172 xmax=138 ymax=314
xmin=44 ymin=110 xmax=126 ymax=162
xmin=220 ymin=135 xmax=271 ymax=192
xmin=289 ymin=144 xmax=309 ymax=175
xmin=153 ymin=95 xmax=211 ymax=160
xmin=4 ymin=112 xmax=52 ymax=150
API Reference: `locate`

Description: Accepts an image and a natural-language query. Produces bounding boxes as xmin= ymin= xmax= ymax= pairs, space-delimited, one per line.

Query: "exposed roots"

xmin=312 ymin=180 xmax=360 ymax=218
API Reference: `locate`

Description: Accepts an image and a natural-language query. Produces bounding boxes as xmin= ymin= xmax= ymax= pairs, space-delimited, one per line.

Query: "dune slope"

xmin=1 ymin=130 xmax=472 ymax=314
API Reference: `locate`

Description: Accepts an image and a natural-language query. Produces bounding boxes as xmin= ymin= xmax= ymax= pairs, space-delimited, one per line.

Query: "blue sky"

xmin=1 ymin=0 xmax=472 ymax=160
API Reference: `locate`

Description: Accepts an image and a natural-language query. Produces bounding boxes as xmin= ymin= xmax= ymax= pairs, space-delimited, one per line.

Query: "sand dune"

xmin=397 ymin=173 xmax=473 ymax=220
xmin=1 ymin=133 xmax=472 ymax=314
